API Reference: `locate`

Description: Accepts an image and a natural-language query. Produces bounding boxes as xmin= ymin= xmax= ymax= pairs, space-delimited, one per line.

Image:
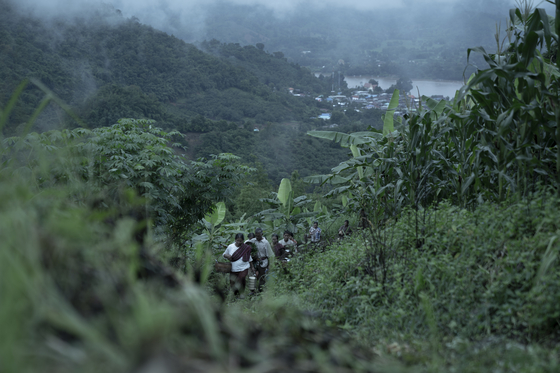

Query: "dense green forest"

xmin=1 ymin=0 xmax=384 ymax=184
xmin=0 ymin=0 xmax=335 ymax=136
xmin=2 ymin=2 xmax=560 ymax=372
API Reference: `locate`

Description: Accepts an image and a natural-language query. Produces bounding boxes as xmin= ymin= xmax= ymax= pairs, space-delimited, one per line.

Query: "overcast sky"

xmin=12 ymin=0 xmax=544 ymax=19
xmin=13 ymin=0 xmax=500 ymax=14
xmin=9 ymin=0 xmax=555 ymax=42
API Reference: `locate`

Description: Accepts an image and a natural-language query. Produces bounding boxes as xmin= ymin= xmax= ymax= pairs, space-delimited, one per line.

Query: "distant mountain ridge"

xmin=196 ymin=1 xmax=512 ymax=79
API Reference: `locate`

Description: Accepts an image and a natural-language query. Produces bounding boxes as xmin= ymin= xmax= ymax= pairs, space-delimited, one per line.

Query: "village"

xmin=289 ymin=85 xmax=448 ymax=122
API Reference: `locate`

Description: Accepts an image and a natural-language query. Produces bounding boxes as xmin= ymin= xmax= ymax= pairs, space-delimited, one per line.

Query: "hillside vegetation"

xmin=0 ymin=0 xmax=330 ymax=136
xmin=1 ymin=3 xmax=560 ymax=373
xmin=1 ymin=0 xmax=378 ymax=185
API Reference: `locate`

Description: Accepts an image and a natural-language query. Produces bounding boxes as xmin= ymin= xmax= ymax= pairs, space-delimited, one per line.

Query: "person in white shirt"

xmin=223 ymin=233 xmax=255 ymax=297
xmin=309 ymin=221 xmax=321 ymax=243
xmin=278 ymin=230 xmax=298 ymax=253
xmin=246 ymin=227 xmax=274 ymax=291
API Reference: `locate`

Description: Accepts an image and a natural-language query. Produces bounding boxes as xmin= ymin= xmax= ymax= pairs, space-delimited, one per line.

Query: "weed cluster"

xmin=268 ymin=190 xmax=560 ymax=370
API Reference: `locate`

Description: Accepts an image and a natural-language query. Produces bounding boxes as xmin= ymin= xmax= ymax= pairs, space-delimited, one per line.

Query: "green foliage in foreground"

xmin=0 ymin=173 xmax=382 ymax=373
xmin=2 ymin=118 xmax=252 ymax=242
xmin=2 ymin=4 xmax=560 ymax=373
xmin=267 ymin=192 xmax=560 ymax=371
xmin=2 ymin=169 xmax=559 ymax=372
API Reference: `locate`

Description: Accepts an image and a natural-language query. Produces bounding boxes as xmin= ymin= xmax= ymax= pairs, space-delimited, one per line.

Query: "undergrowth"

xmin=0 ymin=168 xmax=385 ymax=373
xmin=267 ymin=189 xmax=560 ymax=371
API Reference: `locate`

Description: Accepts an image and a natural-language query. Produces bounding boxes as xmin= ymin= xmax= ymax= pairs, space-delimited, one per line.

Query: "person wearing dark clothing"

xmin=338 ymin=220 xmax=353 ymax=239
xmin=272 ymin=233 xmax=288 ymax=261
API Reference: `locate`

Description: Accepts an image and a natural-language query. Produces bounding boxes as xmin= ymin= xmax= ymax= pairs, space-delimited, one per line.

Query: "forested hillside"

xmin=0 ymin=0 xmax=331 ymax=136
xmin=0 ymin=0 xmax=389 ymax=190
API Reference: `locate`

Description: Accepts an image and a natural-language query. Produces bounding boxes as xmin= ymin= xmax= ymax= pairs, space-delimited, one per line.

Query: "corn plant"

xmin=306 ymin=5 xmax=559 ymax=225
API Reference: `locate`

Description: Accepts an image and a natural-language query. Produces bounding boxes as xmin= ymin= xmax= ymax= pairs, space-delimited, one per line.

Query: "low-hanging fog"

xmin=6 ymin=0 xmax=557 ymax=82
xmin=10 ymin=0 xmax=553 ymax=43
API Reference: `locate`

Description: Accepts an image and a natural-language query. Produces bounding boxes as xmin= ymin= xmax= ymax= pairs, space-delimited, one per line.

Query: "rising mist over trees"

xmin=5 ymin=0 xmax=531 ymax=82
xmin=1 ymin=0 xmax=385 ymax=184
xmin=0 ymin=0 xmax=332 ymax=135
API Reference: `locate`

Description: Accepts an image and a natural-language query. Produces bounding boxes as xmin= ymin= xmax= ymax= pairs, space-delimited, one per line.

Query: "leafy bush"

xmin=0 ymin=169 xmax=383 ymax=373
xmin=270 ymin=191 xmax=560 ymax=344
xmin=2 ymin=118 xmax=253 ymax=242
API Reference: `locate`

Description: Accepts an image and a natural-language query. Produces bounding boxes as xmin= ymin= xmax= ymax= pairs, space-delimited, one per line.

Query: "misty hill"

xmin=193 ymin=1 xmax=513 ymax=80
xmin=0 ymin=0 xmax=333 ymax=136
xmin=1 ymin=0 xmax=379 ymax=185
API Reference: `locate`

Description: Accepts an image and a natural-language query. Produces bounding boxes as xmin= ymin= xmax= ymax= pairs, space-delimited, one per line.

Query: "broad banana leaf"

xmin=259 ymin=198 xmax=281 ymax=205
xmin=294 ymin=195 xmax=309 ymax=204
xmin=285 ymin=190 xmax=293 ymax=218
xmin=313 ymin=201 xmax=322 ymax=212
xmin=303 ymin=174 xmax=352 ymax=184
xmin=191 ymin=233 xmax=210 ymax=243
xmin=350 ymin=131 xmax=383 ymax=140
xmin=303 ymin=174 xmax=333 ymax=184
xmin=262 ymin=212 xmax=286 ymax=221
xmin=223 ymin=222 xmax=247 ymax=228
xmin=277 ymin=178 xmax=292 ymax=207
xmin=205 ymin=201 xmax=226 ymax=226
xmin=324 ymin=186 xmax=351 ymax=197
xmin=256 ymin=208 xmax=279 ymax=215
xmin=350 ymin=145 xmax=364 ymax=179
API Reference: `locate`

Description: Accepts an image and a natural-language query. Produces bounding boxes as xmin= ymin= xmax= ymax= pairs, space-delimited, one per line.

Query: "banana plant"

xmin=188 ymin=202 xmax=262 ymax=283
xmin=257 ymin=178 xmax=316 ymax=234
xmin=191 ymin=201 xmax=227 ymax=248
xmin=303 ymin=89 xmax=407 ymax=220
xmin=188 ymin=202 xmax=228 ymax=284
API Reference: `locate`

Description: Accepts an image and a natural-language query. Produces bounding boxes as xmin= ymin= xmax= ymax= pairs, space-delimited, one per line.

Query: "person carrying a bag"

xmin=223 ymin=233 xmax=255 ymax=298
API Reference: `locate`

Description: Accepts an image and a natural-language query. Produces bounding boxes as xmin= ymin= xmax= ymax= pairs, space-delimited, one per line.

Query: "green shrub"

xmin=270 ymin=191 xmax=560 ymax=344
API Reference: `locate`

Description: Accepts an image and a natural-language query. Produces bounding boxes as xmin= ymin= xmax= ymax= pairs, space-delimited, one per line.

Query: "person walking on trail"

xmin=246 ymin=227 xmax=274 ymax=292
xmin=309 ymin=221 xmax=321 ymax=243
xmin=271 ymin=233 xmax=288 ymax=261
xmin=338 ymin=220 xmax=353 ymax=239
xmin=223 ymin=233 xmax=255 ymax=298
xmin=278 ymin=230 xmax=297 ymax=253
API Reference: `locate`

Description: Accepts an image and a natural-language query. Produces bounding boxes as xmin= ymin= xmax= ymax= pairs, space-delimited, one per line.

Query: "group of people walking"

xmin=222 ymin=227 xmax=296 ymax=298
xmin=222 ymin=220 xmax=353 ymax=298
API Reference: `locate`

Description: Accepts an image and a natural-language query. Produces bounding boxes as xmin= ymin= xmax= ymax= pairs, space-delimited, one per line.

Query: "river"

xmin=318 ymin=74 xmax=465 ymax=99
